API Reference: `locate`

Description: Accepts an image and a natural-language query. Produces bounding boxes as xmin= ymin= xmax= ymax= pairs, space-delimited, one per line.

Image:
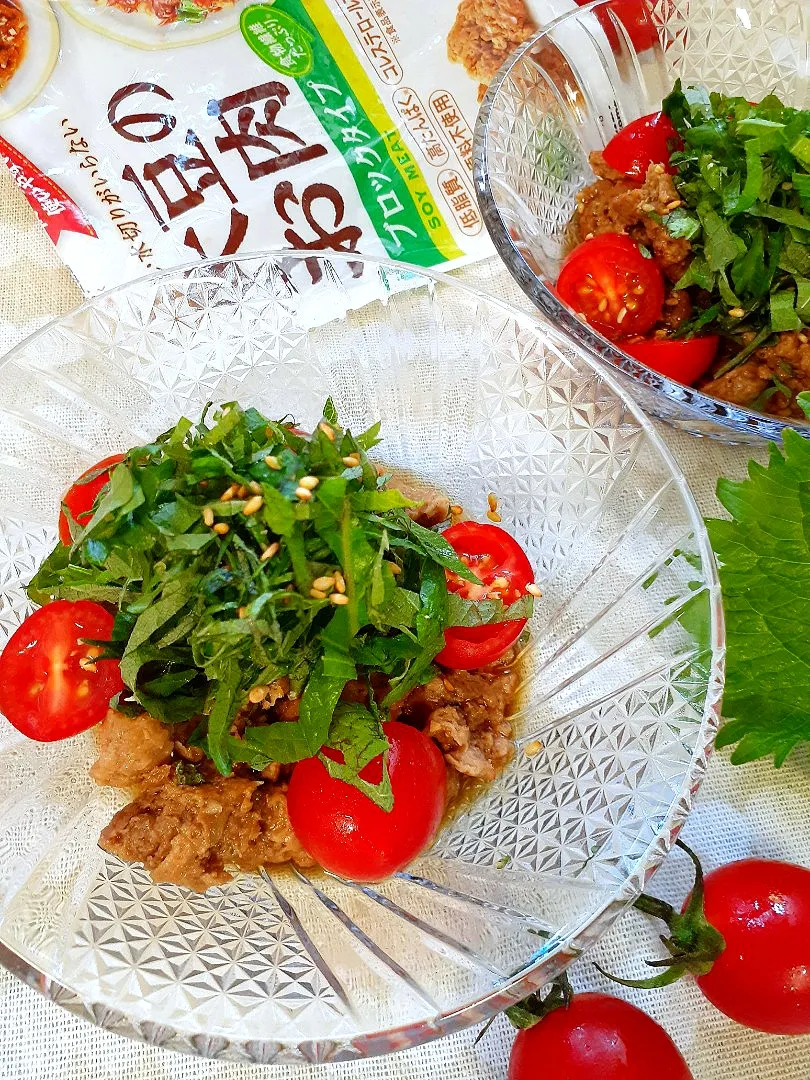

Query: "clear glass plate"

xmin=0 ymin=252 xmax=723 ymax=1063
xmin=474 ymin=0 xmax=810 ymax=444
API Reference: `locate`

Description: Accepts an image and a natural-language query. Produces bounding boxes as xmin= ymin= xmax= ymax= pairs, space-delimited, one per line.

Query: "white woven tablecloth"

xmin=1 ymin=165 xmax=809 ymax=1080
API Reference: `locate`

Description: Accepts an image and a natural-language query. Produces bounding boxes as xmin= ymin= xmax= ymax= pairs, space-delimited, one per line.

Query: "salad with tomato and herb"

xmin=558 ymin=82 xmax=810 ymax=419
xmin=0 ymin=401 xmax=537 ymax=891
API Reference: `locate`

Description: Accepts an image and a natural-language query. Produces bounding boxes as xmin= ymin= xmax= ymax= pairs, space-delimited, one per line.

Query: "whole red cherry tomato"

xmin=695 ymin=859 xmax=810 ymax=1034
xmin=602 ymin=112 xmax=683 ymax=183
xmin=622 ymin=335 xmax=719 ymax=384
xmin=509 ymin=993 xmax=693 ymax=1080
xmin=58 ymin=454 xmax=125 ymax=545
xmin=557 ymin=234 xmax=665 ymax=342
xmin=287 ymin=720 xmax=446 ymax=882
xmin=0 ymin=601 xmax=123 ymax=741
xmin=436 ymin=521 xmax=534 ymax=670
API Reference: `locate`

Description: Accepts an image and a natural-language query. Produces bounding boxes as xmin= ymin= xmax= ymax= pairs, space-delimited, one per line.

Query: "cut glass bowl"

xmin=475 ymin=0 xmax=810 ymax=443
xmin=0 ymin=252 xmax=723 ymax=1063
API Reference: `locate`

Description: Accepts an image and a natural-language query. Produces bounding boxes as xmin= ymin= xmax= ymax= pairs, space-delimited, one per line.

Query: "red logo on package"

xmin=0 ymin=135 xmax=97 ymax=244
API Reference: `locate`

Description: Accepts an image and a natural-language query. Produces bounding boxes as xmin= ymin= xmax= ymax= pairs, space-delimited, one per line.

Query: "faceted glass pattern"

xmin=0 ymin=253 xmax=723 ymax=1063
xmin=475 ymin=0 xmax=810 ymax=444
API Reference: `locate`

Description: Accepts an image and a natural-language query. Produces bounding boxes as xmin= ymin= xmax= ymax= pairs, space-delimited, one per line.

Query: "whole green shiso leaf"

xmin=707 ymin=429 xmax=810 ymax=765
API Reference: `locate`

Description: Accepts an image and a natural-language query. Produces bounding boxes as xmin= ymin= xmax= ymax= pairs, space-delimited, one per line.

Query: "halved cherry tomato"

xmin=58 ymin=454 xmax=125 ymax=545
xmin=576 ymin=0 xmax=660 ymax=54
xmin=0 ymin=601 xmax=123 ymax=742
xmin=622 ymin=335 xmax=719 ymax=384
xmin=603 ymin=112 xmax=683 ymax=183
xmin=509 ymin=993 xmax=693 ymax=1080
xmin=557 ymin=234 xmax=665 ymax=342
xmin=436 ymin=521 xmax=534 ymax=670
xmin=287 ymin=720 xmax=446 ymax=882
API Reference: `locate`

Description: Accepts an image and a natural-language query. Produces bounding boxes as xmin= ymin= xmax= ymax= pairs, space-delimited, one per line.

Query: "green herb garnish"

xmin=707 ymin=429 xmax=810 ymax=765
xmin=175 ymin=760 xmax=205 ymax=785
xmin=30 ymin=402 xmax=531 ymax=805
xmin=175 ymin=0 xmax=207 ymax=22
xmin=662 ymin=82 xmax=810 ymax=348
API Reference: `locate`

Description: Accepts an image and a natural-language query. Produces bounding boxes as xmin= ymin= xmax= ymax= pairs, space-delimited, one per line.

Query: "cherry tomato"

xmin=509 ymin=993 xmax=693 ymax=1080
xmin=0 ymin=601 xmax=123 ymax=742
xmin=436 ymin=521 xmax=534 ymax=670
xmin=576 ymin=0 xmax=660 ymax=54
xmin=695 ymin=859 xmax=810 ymax=1035
xmin=622 ymin=335 xmax=719 ymax=384
xmin=603 ymin=112 xmax=683 ymax=183
xmin=287 ymin=720 xmax=446 ymax=882
xmin=557 ymin=234 xmax=665 ymax=342
xmin=58 ymin=454 xmax=125 ymax=545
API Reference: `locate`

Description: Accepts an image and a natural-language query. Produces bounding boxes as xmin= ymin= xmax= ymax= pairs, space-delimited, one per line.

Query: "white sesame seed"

xmin=260 ymin=542 xmax=280 ymax=561
xmin=312 ymin=575 xmax=335 ymax=591
xmin=299 ymin=475 xmax=320 ymax=490
xmin=310 ymin=588 xmax=327 ymax=599
xmin=330 ymin=593 xmax=350 ymax=605
xmin=202 ymin=507 xmax=214 ymax=527
xmin=487 ymin=510 xmax=502 ymax=523
xmin=334 ymin=570 xmax=346 ymax=593
xmin=526 ymin=583 xmax=542 ymax=597
xmin=264 ymin=455 xmax=281 ymax=470
xmin=295 ymin=487 xmax=313 ymax=501
xmin=617 ymin=306 xmax=628 ymax=325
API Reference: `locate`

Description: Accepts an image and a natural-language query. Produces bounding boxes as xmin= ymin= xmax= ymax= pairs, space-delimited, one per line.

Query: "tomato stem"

xmin=505 ymin=970 xmax=575 ymax=1029
xmin=594 ymin=840 xmax=726 ymax=990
